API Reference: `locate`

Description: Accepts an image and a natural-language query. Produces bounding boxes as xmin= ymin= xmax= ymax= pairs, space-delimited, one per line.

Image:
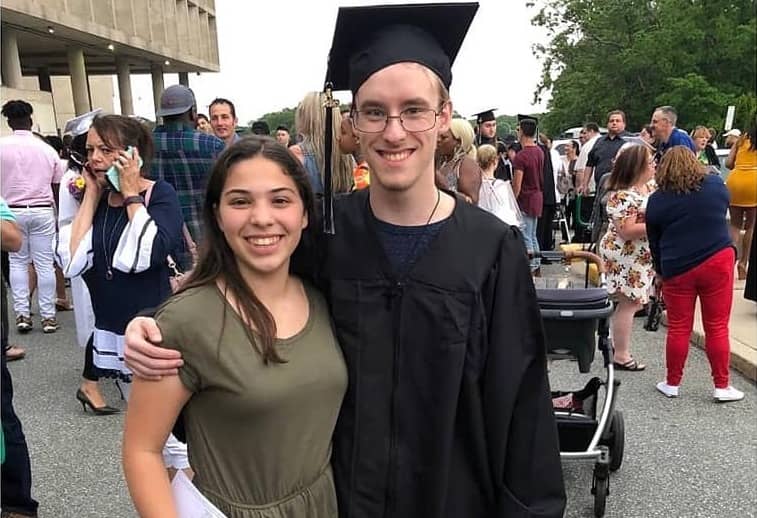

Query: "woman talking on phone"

xmin=57 ymin=114 xmax=183 ymax=414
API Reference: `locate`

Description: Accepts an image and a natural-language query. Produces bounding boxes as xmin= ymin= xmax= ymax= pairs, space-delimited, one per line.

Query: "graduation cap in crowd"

xmin=473 ymin=109 xmax=497 ymax=125
xmin=517 ymin=113 xmax=539 ymax=126
xmin=320 ymin=2 xmax=479 ymax=233
xmin=63 ymin=108 xmax=103 ymax=137
xmin=326 ymin=3 xmax=478 ymax=94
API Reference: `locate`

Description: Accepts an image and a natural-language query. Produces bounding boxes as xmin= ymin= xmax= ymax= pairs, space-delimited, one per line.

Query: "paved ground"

xmin=690 ymin=278 xmax=757 ymax=382
xmin=5 ymin=290 xmax=757 ymax=517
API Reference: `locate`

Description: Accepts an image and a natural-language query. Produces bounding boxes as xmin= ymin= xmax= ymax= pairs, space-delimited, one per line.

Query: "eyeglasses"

xmin=353 ymin=107 xmax=441 ymax=133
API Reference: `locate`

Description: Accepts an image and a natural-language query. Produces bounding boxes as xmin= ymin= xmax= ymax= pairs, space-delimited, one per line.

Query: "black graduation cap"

xmin=517 ymin=113 xmax=539 ymax=125
xmin=63 ymin=108 xmax=103 ymax=137
xmin=326 ymin=3 xmax=479 ymax=94
xmin=474 ymin=109 xmax=497 ymax=125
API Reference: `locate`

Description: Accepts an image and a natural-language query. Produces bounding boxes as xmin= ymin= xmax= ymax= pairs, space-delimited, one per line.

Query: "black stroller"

xmin=535 ymin=249 xmax=625 ymax=518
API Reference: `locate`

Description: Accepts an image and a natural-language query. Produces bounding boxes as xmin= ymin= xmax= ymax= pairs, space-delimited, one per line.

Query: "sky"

xmin=120 ymin=0 xmax=551 ymax=124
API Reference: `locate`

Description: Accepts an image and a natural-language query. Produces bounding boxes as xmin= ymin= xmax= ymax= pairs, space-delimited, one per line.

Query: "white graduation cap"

xmin=63 ymin=108 xmax=103 ymax=137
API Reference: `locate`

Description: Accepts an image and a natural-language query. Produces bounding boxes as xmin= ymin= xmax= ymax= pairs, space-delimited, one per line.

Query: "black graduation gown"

xmin=321 ymin=190 xmax=566 ymax=518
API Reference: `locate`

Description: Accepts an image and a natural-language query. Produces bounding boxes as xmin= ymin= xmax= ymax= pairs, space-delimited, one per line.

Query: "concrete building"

xmin=1 ymin=0 xmax=220 ymax=136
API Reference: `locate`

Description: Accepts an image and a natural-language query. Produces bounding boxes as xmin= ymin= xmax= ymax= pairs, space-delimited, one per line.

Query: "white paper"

xmin=171 ymin=470 xmax=227 ymax=518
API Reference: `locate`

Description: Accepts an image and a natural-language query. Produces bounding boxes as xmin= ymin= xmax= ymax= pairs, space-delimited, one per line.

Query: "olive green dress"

xmin=155 ymin=282 xmax=347 ymax=518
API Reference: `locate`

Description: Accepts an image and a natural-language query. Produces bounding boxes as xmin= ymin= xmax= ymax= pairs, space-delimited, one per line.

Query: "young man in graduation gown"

xmin=122 ymin=4 xmax=566 ymax=517
xmin=474 ymin=108 xmax=511 ymax=181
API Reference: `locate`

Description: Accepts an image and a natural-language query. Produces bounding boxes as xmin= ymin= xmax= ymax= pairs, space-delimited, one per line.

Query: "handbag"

xmin=644 ymin=294 xmax=665 ymax=332
xmin=144 ymin=183 xmax=196 ymax=293
xmin=557 ymin=170 xmax=572 ymax=196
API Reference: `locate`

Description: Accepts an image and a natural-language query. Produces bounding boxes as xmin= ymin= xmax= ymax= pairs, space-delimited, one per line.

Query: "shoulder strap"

xmin=144 ymin=180 xmax=197 ymax=260
xmin=144 ymin=181 xmax=156 ymax=207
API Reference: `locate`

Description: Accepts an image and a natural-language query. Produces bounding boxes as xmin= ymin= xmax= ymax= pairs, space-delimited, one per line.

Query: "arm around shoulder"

xmin=153 ymin=292 xmax=206 ymax=391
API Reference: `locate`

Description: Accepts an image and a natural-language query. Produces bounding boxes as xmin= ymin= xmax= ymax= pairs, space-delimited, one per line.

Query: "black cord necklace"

xmin=425 ymin=188 xmax=442 ymax=225
xmin=102 ymin=193 xmax=125 ymax=281
xmin=396 ymin=188 xmax=442 ymax=277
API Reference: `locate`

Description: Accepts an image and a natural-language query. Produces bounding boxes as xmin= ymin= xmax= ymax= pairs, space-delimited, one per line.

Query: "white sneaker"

xmin=713 ymin=386 xmax=745 ymax=402
xmin=656 ymin=381 xmax=679 ymax=398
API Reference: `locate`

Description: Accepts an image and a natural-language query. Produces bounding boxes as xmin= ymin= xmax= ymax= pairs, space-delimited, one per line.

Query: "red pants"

xmin=662 ymin=247 xmax=735 ymax=388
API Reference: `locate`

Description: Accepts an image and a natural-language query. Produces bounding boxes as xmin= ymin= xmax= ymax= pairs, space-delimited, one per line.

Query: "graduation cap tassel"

xmin=322 ymin=83 xmax=338 ymax=234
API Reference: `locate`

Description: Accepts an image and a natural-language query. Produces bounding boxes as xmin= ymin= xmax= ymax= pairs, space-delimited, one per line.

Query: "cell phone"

xmin=105 ymin=146 xmax=143 ymax=192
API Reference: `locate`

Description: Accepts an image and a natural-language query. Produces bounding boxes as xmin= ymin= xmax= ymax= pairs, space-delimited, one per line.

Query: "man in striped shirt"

xmin=151 ymin=85 xmax=225 ymax=268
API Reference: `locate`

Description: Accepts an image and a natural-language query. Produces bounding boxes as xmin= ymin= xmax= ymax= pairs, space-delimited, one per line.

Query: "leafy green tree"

xmin=460 ymin=114 xmax=533 ymax=140
xmin=251 ymin=107 xmax=296 ymax=135
xmin=530 ymin=0 xmax=756 ymax=135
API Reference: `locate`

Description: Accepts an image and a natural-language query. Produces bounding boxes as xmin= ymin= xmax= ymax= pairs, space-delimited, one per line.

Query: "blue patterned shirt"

xmin=151 ymin=122 xmax=225 ymax=245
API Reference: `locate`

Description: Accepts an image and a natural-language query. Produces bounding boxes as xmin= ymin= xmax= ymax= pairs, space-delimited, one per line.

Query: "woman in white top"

xmin=55 ymin=115 xmax=97 ymax=351
xmin=476 ymin=144 xmax=522 ymax=227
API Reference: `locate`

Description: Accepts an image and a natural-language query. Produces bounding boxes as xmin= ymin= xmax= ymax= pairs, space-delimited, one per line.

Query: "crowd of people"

xmin=0 ymin=2 xmax=755 ymax=517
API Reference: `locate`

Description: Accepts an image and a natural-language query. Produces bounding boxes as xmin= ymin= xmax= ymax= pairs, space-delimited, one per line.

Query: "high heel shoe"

xmin=76 ymin=389 xmax=120 ymax=415
xmin=114 ymin=379 xmax=126 ymax=401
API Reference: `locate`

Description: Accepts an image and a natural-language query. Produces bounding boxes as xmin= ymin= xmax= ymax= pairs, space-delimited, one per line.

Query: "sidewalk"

xmin=562 ymin=259 xmax=757 ymax=383
xmin=684 ymin=280 xmax=757 ymax=383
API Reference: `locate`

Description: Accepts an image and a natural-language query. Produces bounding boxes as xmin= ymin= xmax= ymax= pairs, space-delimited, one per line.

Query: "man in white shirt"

xmin=575 ymin=122 xmax=601 ymax=195
xmin=573 ymin=122 xmax=600 ymax=241
xmin=0 ymin=100 xmax=64 ymax=334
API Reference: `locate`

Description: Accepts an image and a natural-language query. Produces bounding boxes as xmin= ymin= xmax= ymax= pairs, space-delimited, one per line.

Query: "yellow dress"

xmin=726 ymin=138 xmax=757 ymax=207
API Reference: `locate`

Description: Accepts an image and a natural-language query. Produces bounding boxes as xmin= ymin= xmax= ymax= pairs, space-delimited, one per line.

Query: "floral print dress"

xmin=600 ymin=186 xmax=655 ymax=303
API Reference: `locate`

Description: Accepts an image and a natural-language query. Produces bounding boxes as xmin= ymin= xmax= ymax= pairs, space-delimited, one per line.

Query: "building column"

xmin=150 ymin=63 xmax=165 ymax=117
xmin=67 ymin=47 xmax=91 ymax=115
xmin=116 ymin=57 xmax=134 ymax=115
xmin=178 ymin=72 xmax=189 ymax=87
xmin=37 ymin=67 xmax=52 ymax=92
xmin=1 ymin=28 xmax=24 ymax=88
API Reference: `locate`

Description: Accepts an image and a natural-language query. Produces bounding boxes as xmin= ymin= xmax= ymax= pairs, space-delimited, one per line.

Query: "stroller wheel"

xmin=607 ymin=410 xmax=625 ymax=472
xmin=592 ymin=474 xmax=608 ymax=517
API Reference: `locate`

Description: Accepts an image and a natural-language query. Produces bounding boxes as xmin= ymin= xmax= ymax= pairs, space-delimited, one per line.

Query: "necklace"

xmin=396 ymin=188 xmax=442 ymax=277
xmin=425 ymin=188 xmax=442 ymax=225
xmin=102 ymin=193 xmax=125 ymax=280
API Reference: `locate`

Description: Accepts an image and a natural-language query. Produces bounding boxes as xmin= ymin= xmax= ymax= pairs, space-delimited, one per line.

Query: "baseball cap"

xmin=156 ymin=85 xmax=196 ymax=117
xmin=723 ymin=129 xmax=741 ymax=138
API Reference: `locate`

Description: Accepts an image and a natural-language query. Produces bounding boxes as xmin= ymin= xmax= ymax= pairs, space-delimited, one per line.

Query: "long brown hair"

xmin=656 ymin=146 xmax=705 ymax=193
xmin=176 ymin=136 xmax=316 ymax=364
xmin=606 ymin=144 xmax=650 ymax=191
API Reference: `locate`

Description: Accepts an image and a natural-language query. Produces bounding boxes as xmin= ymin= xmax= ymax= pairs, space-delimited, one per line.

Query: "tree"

xmin=530 ymin=0 xmax=756 ymax=135
xmin=251 ymin=107 xmax=296 ymax=135
xmin=462 ymin=114 xmax=539 ymax=140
